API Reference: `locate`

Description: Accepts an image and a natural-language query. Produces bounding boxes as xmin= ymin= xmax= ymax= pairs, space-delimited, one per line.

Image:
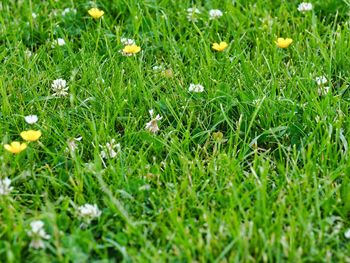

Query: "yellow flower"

xmin=276 ymin=38 xmax=293 ymax=48
xmin=88 ymin=8 xmax=104 ymax=19
xmin=20 ymin=130 xmax=42 ymax=142
xmin=122 ymin=44 xmax=141 ymax=55
xmin=212 ymin=41 xmax=228 ymax=51
xmin=4 ymin=142 xmax=27 ymax=154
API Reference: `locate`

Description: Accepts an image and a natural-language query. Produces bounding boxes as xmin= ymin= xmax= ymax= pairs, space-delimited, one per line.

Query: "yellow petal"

xmin=20 ymin=130 xmax=42 ymax=142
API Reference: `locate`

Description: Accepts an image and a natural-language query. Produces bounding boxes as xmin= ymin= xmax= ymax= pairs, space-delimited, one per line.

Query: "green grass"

xmin=1 ymin=0 xmax=350 ymax=262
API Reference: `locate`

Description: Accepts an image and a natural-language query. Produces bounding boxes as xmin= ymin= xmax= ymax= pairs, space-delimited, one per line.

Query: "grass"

xmin=1 ymin=0 xmax=350 ymax=262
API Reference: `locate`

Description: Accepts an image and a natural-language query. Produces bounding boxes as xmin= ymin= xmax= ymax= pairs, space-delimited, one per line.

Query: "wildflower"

xmin=209 ymin=9 xmax=223 ymax=20
xmin=212 ymin=41 xmax=228 ymax=51
xmin=345 ymin=229 xmax=350 ymax=239
xmin=24 ymin=49 xmax=32 ymax=58
xmin=189 ymin=83 xmax=204 ymax=93
xmin=161 ymin=68 xmax=174 ymax=78
xmin=4 ymin=142 xmax=27 ymax=154
xmin=297 ymin=2 xmax=313 ymax=12
xmin=77 ymin=204 xmax=101 ymax=223
xmin=121 ymin=38 xmax=135 ymax=46
xmin=276 ymin=38 xmax=293 ymax=48
xmin=318 ymin=86 xmax=330 ymax=96
xmin=20 ymin=130 xmax=42 ymax=142
xmin=53 ymin=38 xmax=66 ymax=47
xmin=51 ymin=78 xmax=69 ymax=97
xmin=32 ymin=13 xmax=37 ymax=19
xmin=0 ymin=178 xmax=13 ymax=196
xmin=66 ymin=137 xmax=82 ymax=153
xmin=27 ymin=220 xmax=50 ymax=249
xmin=187 ymin=7 xmax=201 ymax=22
xmin=121 ymin=44 xmax=141 ymax=56
xmin=100 ymin=139 xmax=121 ymax=159
xmin=25 ymin=115 xmax=38 ymax=124
xmin=315 ymin=76 xmax=328 ymax=86
xmin=62 ymin=8 xmax=77 ymax=16
xmin=88 ymin=8 xmax=104 ymax=19
xmin=145 ymin=109 xmax=163 ymax=134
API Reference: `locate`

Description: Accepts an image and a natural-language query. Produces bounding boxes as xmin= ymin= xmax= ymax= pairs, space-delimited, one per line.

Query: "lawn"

xmin=1 ymin=0 xmax=350 ymax=262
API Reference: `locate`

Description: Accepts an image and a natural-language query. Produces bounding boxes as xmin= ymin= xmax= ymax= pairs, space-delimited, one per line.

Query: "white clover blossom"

xmin=77 ymin=204 xmax=101 ymax=223
xmin=0 ymin=178 xmax=13 ymax=196
xmin=318 ymin=86 xmax=331 ymax=96
xmin=209 ymin=9 xmax=223 ymax=20
xmin=189 ymin=83 xmax=204 ymax=93
xmin=315 ymin=76 xmax=328 ymax=86
xmin=66 ymin=137 xmax=82 ymax=153
xmin=121 ymin=38 xmax=135 ymax=46
xmin=100 ymin=139 xmax=121 ymax=159
xmin=27 ymin=220 xmax=50 ymax=249
xmin=297 ymin=2 xmax=313 ymax=12
xmin=51 ymin=38 xmax=66 ymax=48
xmin=187 ymin=7 xmax=201 ymax=22
xmin=25 ymin=115 xmax=38 ymax=124
xmin=24 ymin=49 xmax=32 ymax=58
xmin=345 ymin=229 xmax=350 ymax=239
xmin=51 ymin=78 xmax=69 ymax=97
xmin=62 ymin=8 xmax=77 ymax=16
xmin=145 ymin=109 xmax=162 ymax=134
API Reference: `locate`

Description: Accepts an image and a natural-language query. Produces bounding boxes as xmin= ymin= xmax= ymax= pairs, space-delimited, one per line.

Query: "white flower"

xmin=32 ymin=13 xmax=37 ymax=19
xmin=187 ymin=7 xmax=201 ymax=22
xmin=100 ymin=139 xmax=121 ymax=159
xmin=121 ymin=38 xmax=135 ymax=46
xmin=297 ymin=2 xmax=313 ymax=12
xmin=345 ymin=229 xmax=350 ymax=239
xmin=27 ymin=220 xmax=50 ymax=249
xmin=77 ymin=204 xmax=101 ymax=223
xmin=51 ymin=38 xmax=66 ymax=48
xmin=66 ymin=137 xmax=82 ymax=153
xmin=24 ymin=49 xmax=32 ymax=58
xmin=188 ymin=83 xmax=204 ymax=93
xmin=315 ymin=76 xmax=328 ymax=86
xmin=152 ymin=65 xmax=164 ymax=71
xmin=318 ymin=86 xmax=330 ymax=96
xmin=0 ymin=178 xmax=13 ymax=196
xmin=51 ymin=78 xmax=69 ymax=97
xmin=25 ymin=115 xmax=38 ymax=124
xmin=62 ymin=8 xmax=77 ymax=16
xmin=145 ymin=109 xmax=163 ymax=134
xmin=209 ymin=9 xmax=223 ymax=20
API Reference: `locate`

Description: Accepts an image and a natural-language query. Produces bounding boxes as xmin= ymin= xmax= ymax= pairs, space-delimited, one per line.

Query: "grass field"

xmin=1 ymin=0 xmax=350 ymax=262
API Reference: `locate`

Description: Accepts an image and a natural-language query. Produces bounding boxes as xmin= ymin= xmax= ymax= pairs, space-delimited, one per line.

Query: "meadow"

xmin=1 ymin=0 xmax=350 ymax=262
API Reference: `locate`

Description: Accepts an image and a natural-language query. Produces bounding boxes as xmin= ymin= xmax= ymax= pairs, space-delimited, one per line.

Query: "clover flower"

xmin=20 ymin=130 xmax=42 ymax=142
xmin=52 ymin=38 xmax=66 ymax=48
xmin=77 ymin=204 xmax=101 ymax=224
xmin=187 ymin=7 xmax=201 ymax=22
xmin=25 ymin=115 xmax=38 ymax=124
xmin=4 ymin=142 xmax=27 ymax=154
xmin=276 ymin=38 xmax=293 ymax=48
xmin=209 ymin=9 xmax=223 ymax=20
xmin=345 ymin=229 xmax=350 ymax=239
xmin=27 ymin=220 xmax=51 ymax=249
xmin=212 ymin=41 xmax=228 ymax=51
xmin=315 ymin=76 xmax=328 ymax=86
xmin=88 ymin=8 xmax=104 ymax=19
xmin=62 ymin=8 xmax=77 ymax=16
xmin=121 ymin=38 xmax=135 ymax=46
xmin=189 ymin=83 xmax=204 ymax=93
xmin=145 ymin=109 xmax=162 ymax=134
xmin=100 ymin=139 xmax=121 ymax=159
xmin=297 ymin=2 xmax=313 ymax=12
xmin=315 ymin=76 xmax=330 ymax=96
xmin=51 ymin=78 xmax=69 ymax=97
xmin=66 ymin=137 xmax=82 ymax=153
xmin=0 ymin=178 xmax=13 ymax=196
